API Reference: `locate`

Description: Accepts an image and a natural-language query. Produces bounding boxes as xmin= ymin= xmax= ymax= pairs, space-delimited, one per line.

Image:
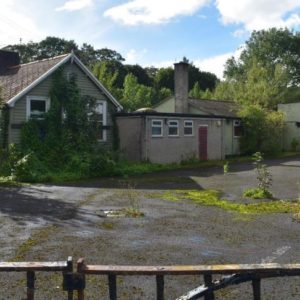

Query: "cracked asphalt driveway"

xmin=0 ymin=157 xmax=300 ymax=299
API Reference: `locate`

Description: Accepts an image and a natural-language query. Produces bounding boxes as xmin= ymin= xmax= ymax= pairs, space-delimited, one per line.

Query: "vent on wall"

xmin=296 ymin=122 xmax=300 ymax=128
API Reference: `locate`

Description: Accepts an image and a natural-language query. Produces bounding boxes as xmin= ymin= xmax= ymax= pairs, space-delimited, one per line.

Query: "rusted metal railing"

xmin=0 ymin=256 xmax=72 ymax=300
xmin=0 ymin=257 xmax=300 ymax=299
xmin=75 ymin=259 xmax=300 ymax=300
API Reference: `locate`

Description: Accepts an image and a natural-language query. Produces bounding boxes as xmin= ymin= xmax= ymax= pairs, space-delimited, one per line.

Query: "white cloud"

xmin=125 ymin=48 xmax=148 ymax=64
xmin=194 ymin=47 xmax=244 ymax=79
xmin=104 ymin=0 xmax=210 ymax=25
xmin=56 ymin=0 xmax=93 ymax=12
xmin=216 ymin=0 xmax=300 ymax=31
xmin=0 ymin=0 xmax=42 ymax=47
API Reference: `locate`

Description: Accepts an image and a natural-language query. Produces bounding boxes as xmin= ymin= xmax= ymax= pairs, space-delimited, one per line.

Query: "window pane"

xmin=30 ymin=100 xmax=46 ymax=118
xmin=31 ymin=100 xmax=46 ymax=112
xmin=234 ymin=126 xmax=241 ymax=137
xmin=169 ymin=127 xmax=178 ymax=135
xmin=184 ymin=127 xmax=193 ymax=135
xmin=152 ymin=127 xmax=162 ymax=136
xmin=152 ymin=120 xmax=162 ymax=126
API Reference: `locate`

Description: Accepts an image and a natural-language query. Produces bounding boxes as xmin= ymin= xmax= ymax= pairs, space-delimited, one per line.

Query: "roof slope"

xmin=188 ymin=98 xmax=239 ymax=118
xmin=0 ymin=52 xmax=122 ymax=110
xmin=0 ymin=54 xmax=68 ymax=103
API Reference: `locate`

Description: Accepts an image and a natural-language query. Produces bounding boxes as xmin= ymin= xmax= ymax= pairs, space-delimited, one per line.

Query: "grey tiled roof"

xmin=0 ymin=54 xmax=69 ymax=103
xmin=188 ymin=98 xmax=239 ymax=117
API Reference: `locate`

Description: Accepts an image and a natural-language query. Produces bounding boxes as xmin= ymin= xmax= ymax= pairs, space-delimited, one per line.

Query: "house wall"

xmin=224 ymin=120 xmax=240 ymax=156
xmin=154 ymin=98 xmax=175 ymax=113
xmin=116 ymin=116 xmax=144 ymax=161
xmin=8 ymin=62 xmax=115 ymax=146
xmin=278 ymin=103 xmax=300 ymax=150
xmin=117 ymin=115 xmax=225 ymax=164
xmin=145 ymin=116 xmax=224 ymax=163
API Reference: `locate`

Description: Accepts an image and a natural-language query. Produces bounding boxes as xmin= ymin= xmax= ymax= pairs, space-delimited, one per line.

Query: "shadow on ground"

xmin=0 ymin=187 xmax=77 ymax=222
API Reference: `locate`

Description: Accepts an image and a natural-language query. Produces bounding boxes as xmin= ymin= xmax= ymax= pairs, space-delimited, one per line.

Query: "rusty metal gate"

xmin=1 ymin=257 xmax=300 ymax=299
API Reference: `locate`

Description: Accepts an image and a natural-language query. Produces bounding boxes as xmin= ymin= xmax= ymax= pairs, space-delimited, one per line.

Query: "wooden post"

xmin=252 ymin=278 xmax=261 ymax=300
xmin=204 ymin=274 xmax=215 ymax=300
xmin=26 ymin=271 xmax=35 ymax=300
xmin=156 ymin=275 xmax=164 ymax=300
xmin=67 ymin=256 xmax=73 ymax=300
xmin=77 ymin=258 xmax=85 ymax=300
xmin=108 ymin=274 xmax=117 ymax=300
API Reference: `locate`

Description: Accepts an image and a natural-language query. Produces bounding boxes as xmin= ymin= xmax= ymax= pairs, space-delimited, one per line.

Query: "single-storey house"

xmin=0 ymin=50 xmax=122 ymax=146
xmin=278 ymin=102 xmax=300 ymax=151
xmin=116 ymin=61 xmax=241 ymax=164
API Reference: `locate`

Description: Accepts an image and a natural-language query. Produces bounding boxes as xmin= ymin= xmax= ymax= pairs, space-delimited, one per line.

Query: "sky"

xmin=0 ymin=0 xmax=300 ymax=79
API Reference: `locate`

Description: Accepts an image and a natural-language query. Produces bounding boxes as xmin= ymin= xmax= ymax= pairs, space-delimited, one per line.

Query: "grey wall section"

xmin=8 ymin=62 xmax=115 ymax=146
xmin=224 ymin=120 xmax=240 ymax=156
xmin=278 ymin=103 xmax=300 ymax=151
xmin=117 ymin=117 xmax=144 ymax=161
xmin=117 ymin=115 xmax=226 ymax=164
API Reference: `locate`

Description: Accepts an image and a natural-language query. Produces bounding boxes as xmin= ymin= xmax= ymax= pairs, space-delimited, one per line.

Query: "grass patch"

xmin=243 ymin=188 xmax=273 ymax=199
xmin=11 ymin=225 xmax=59 ymax=261
xmin=160 ymin=189 xmax=300 ymax=215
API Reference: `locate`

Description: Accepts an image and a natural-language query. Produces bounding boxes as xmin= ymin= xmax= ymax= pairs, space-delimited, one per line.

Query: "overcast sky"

xmin=1 ymin=0 xmax=300 ymax=78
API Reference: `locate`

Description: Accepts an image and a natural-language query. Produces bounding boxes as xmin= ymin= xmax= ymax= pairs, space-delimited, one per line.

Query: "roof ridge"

xmin=11 ymin=53 xmax=70 ymax=68
xmin=188 ymin=98 xmax=236 ymax=104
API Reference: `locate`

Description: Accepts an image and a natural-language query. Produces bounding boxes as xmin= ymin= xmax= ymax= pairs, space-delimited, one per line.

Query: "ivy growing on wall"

xmin=15 ymin=67 xmax=117 ymax=181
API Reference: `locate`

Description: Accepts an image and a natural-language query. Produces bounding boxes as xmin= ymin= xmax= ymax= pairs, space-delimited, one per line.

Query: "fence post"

xmin=252 ymin=278 xmax=261 ymax=300
xmin=27 ymin=271 xmax=35 ymax=300
xmin=66 ymin=256 xmax=74 ymax=300
xmin=204 ymin=274 xmax=215 ymax=300
xmin=108 ymin=274 xmax=117 ymax=300
xmin=77 ymin=258 xmax=85 ymax=300
xmin=156 ymin=275 xmax=164 ymax=300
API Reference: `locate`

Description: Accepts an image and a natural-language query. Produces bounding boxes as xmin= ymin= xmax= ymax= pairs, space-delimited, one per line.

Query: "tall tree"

xmin=122 ymin=74 xmax=155 ymax=111
xmin=224 ymin=28 xmax=300 ymax=86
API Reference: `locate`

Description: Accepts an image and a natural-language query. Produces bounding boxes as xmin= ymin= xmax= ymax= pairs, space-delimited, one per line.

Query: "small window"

xmin=26 ymin=96 xmax=50 ymax=120
xmin=184 ymin=120 xmax=193 ymax=136
xmin=168 ymin=120 xmax=179 ymax=136
xmin=234 ymin=120 xmax=242 ymax=137
xmin=89 ymin=101 xmax=107 ymax=141
xmin=151 ymin=119 xmax=163 ymax=137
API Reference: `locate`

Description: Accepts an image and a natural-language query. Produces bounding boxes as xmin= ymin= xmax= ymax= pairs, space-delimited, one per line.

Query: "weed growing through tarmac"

xmin=119 ymin=181 xmax=145 ymax=218
xmin=160 ymin=189 xmax=300 ymax=215
xmin=10 ymin=225 xmax=59 ymax=261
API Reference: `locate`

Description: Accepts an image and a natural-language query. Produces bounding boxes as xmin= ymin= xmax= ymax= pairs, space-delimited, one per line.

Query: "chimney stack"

xmin=174 ymin=60 xmax=189 ymax=114
xmin=0 ymin=50 xmax=20 ymax=73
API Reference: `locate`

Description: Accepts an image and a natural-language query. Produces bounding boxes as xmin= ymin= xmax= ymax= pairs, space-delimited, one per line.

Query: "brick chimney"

xmin=0 ymin=50 xmax=20 ymax=73
xmin=174 ymin=61 xmax=189 ymax=114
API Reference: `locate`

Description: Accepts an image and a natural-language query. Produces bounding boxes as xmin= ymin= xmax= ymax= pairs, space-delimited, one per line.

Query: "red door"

xmin=198 ymin=126 xmax=208 ymax=160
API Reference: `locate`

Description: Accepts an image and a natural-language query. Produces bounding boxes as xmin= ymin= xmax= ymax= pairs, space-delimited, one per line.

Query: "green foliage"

xmin=224 ymin=28 xmax=300 ymax=86
xmin=238 ymin=105 xmax=284 ymax=155
xmin=252 ymin=152 xmax=272 ymax=193
xmin=243 ymin=188 xmax=273 ymax=199
xmin=122 ymin=73 xmax=155 ymax=111
xmin=161 ymin=189 xmax=300 ymax=214
xmin=189 ymin=82 xmax=203 ymax=99
xmin=10 ymin=69 xmax=118 ymax=182
xmin=242 ymin=152 xmax=273 ymax=200
xmin=223 ymin=161 xmax=229 ymax=174
xmin=291 ymin=138 xmax=299 ymax=151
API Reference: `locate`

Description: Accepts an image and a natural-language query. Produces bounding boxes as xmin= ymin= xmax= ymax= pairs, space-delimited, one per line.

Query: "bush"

xmin=243 ymin=188 xmax=273 ymax=199
xmin=238 ymin=105 xmax=284 ymax=155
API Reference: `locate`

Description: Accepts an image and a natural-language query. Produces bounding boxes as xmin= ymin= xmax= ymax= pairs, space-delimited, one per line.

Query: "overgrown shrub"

xmin=5 ymin=68 xmax=120 ymax=182
xmin=238 ymin=105 xmax=284 ymax=155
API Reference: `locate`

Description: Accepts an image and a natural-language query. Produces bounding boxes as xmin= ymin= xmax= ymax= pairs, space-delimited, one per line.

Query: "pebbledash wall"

xmin=8 ymin=62 xmax=115 ymax=145
xmin=116 ymin=112 xmax=233 ymax=164
xmin=278 ymin=103 xmax=300 ymax=151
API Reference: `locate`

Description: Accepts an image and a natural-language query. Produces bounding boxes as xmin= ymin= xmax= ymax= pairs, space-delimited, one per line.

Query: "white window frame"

xmin=184 ymin=120 xmax=194 ymax=136
xmin=233 ymin=119 xmax=241 ymax=138
xmin=151 ymin=119 xmax=163 ymax=137
xmin=168 ymin=120 xmax=179 ymax=137
xmin=95 ymin=100 xmax=107 ymax=142
xmin=26 ymin=96 xmax=50 ymax=120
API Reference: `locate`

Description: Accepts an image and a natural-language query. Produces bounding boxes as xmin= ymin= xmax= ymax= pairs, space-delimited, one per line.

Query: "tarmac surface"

xmin=0 ymin=157 xmax=300 ymax=299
